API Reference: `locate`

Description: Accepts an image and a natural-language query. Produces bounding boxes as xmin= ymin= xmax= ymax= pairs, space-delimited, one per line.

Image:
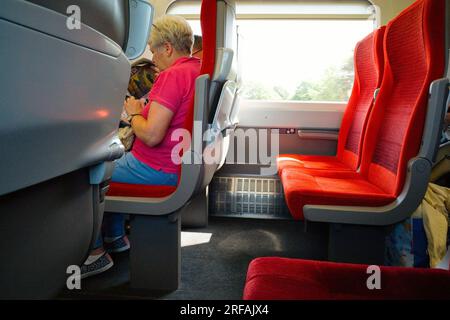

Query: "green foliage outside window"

xmin=241 ymin=56 xmax=354 ymax=102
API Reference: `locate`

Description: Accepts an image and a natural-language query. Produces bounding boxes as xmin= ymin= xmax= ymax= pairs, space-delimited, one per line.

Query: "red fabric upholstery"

xmin=342 ymin=27 xmax=385 ymax=159
xmin=277 ymin=27 xmax=385 ymax=174
xmin=361 ymin=0 xmax=445 ymax=195
xmin=281 ymin=0 xmax=445 ymax=220
xmin=107 ymin=182 xmax=176 ymax=198
xmin=106 ymin=0 xmax=218 ymax=198
xmin=200 ymin=0 xmax=217 ymax=80
xmin=243 ymin=257 xmax=450 ymax=300
xmin=281 ymin=171 xmax=396 ymax=220
xmin=277 ymin=155 xmax=354 ymax=172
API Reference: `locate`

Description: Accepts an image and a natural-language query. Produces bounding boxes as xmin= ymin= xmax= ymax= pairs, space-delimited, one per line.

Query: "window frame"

xmin=167 ymin=0 xmax=378 ymax=21
xmin=166 ymin=0 xmax=377 ymax=110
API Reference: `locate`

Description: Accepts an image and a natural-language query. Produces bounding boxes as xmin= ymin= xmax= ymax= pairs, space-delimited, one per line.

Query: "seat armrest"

xmin=418 ymin=78 xmax=449 ymax=162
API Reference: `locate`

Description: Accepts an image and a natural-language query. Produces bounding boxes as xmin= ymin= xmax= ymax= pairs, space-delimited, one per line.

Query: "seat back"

xmin=0 ymin=0 xmax=152 ymax=298
xmin=360 ymin=0 xmax=446 ymax=195
xmin=170 ymin=0 xmax=236 ymax=192
xmin=180 ymin=0 xmax=226 ymax=143
xmin=205 ymin=0 xmax=238 ymax=122
xmin=107 ymin=0 xmax=236 ymax=196
xmin=197 ymin=0 xmax=239 ymax=175
xmin=336 ymin=27 xmax=385 ymax=170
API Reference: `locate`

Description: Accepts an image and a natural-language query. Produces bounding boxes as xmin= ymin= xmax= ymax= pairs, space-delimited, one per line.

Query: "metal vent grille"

xmin=209 ymin=176 xmax=291 ymax=219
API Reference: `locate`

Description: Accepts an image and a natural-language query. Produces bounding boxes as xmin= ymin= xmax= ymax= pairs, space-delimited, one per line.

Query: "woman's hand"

xmin=124 ymin=96 xmax=145 ymax=115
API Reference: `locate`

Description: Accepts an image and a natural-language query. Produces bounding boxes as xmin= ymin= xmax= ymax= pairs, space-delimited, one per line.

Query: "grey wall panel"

xmin=278 ymin=133 xmax=338 ymax=156
xmin=237 ymin=100 xmax=345 ymax=129
xmin=216 ymin=127 xmax=338 ymax=176
xmin=0 ymin=18 xmax=131 ymax=196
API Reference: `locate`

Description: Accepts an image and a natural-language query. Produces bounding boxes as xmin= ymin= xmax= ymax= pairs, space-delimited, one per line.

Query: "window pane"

xmin=168 ymin=1 xmax=201 ymax=16
xmin=168 ymin=1 xmax=375 ymax=102
xmin=168 ymin=1 xmax=374 ymax=18
xmin=238 ymin=1 xmax=374 ymax=16
xmin=238 ymin=19 xmax=373 ymax=101
xmin=186 ymin=19 xmax=202 ymax=36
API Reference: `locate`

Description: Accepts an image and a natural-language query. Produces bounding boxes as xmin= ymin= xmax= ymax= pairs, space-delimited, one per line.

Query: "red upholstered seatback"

xmin=182 ymin=0 xmax=216 ymax=137
xmin=108 ymin=0 xmax=218 ymax=198
xmin=176 ymin=0 xmax=217 ymax=176
xmin=360 ymin=0 xmax=445 ymax=195
xmin=337 ymin=28 xmax=385 ymax=170
xmin=200 ymin=0 xmax=217 ymax=80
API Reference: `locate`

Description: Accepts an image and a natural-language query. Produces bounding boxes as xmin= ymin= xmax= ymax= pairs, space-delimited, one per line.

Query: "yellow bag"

xmin=118 ymin=125 xmax=135 ymax=151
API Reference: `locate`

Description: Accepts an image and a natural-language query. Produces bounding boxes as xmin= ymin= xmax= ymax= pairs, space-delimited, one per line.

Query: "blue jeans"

xmin=93 ymin=152 xmax=178 ymax=249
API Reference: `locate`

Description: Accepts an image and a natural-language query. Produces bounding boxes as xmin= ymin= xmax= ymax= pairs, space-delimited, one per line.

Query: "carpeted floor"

xmin=59 ymin=217 xmax=328 ymax=300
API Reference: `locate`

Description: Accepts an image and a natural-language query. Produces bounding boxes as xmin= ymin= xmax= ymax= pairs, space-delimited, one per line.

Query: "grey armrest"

xmin=418 ymin=79 xmax=450 ymax=162
xmin=304 ymin=78 xmax=450 ymax=226
xmin=104 ymin=75 xmax=210 ymax=216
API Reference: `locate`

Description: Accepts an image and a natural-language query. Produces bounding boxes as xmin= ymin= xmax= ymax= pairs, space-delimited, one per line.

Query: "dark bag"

xmin=119 ymin=59 xmax=158 ymax=151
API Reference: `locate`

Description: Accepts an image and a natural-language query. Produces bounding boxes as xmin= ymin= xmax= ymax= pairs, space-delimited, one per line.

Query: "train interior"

xmin=1 ymin=0 xmax=450 ymax=300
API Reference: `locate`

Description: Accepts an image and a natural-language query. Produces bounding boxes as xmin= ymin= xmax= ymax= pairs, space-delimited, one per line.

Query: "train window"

xmin=167 ymin=1 xmax=202 ymax=34
xmin=168 ymin=1 xmax=376 ymax=103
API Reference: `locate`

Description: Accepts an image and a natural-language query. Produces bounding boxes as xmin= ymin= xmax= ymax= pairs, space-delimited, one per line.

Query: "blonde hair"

xmin=150 ymin=15 xmax=194 ymax=54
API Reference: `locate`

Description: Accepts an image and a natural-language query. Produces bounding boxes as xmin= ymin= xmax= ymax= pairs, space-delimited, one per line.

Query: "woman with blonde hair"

xmin=81 ymin=15 xmax=201 ymax=278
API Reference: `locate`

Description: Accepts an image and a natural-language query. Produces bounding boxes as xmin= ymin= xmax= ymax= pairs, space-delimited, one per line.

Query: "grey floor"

xmin=59 ymin=216 xmax=328 ymax=300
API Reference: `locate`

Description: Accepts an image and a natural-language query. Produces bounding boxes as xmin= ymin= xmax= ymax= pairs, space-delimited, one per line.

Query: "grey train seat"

xmin=104 ymin=0 xmax=239 ymax=292
xmin=181 ymin=0 xmax=240 ymax=226
xmin=174 ymin=0 xmax=240 ymax=224
xmin=0 ymin=0 xmax=153 ymax=298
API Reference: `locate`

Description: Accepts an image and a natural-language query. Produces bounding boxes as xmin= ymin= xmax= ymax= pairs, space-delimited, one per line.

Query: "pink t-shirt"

xmin=132 ymin=56 xmax=201 ymax=174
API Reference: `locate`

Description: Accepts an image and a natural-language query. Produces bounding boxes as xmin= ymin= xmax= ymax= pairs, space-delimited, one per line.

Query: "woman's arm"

xmin=125 ymin=97 xmax=174 ymax=147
